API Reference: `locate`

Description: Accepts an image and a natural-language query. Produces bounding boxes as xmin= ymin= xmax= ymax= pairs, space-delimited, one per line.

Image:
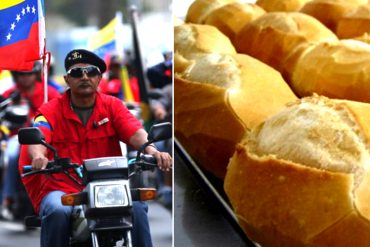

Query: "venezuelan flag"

xmin=88 ymin=17 xmax=117 ymax=59
xmin=89 ymin=13 xmax=138 ymax=103
xmin=0 ymin=0 xmax=45 ymax=71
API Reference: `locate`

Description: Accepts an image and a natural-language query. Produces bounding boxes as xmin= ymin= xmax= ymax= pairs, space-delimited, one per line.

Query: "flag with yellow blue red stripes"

xmin=0 ymin=0 xmax=45 ymax=70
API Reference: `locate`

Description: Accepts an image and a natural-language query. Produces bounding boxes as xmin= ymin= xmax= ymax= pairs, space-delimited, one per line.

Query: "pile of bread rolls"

xmin=174 ymin=23 xmax=297 ymax=178
xmin=175 ymin=0 xmax=370 ymax=246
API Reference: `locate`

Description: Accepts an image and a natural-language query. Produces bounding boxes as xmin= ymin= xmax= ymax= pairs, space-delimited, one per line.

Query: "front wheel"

xmin=95 ymin=230 xmax=132 ymax=247
xmin=114 ymin=230 xmax=132 ymax=247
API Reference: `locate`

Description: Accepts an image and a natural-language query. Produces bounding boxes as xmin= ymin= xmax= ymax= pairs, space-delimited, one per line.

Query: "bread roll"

xmin=336 ymin=3 xmax=370 ymax=39
xmin=224 ymin=95 xmax=370 ymax=247
xmin=204 ymin=2 xmax=265 ymax=45
xmin=291 ymin=39 xmax=370 ymax=103
xmin=175 ymin=53 xmax=297 ymax=178
xmin=174 ymin=23 xmax=236 ymax=59
xmin=185 ymin=0 xmax=238 ymax=24
xmin=234 ymin=12 xmax=337 ymax=81
xmin=300 ymin=0 xmax=367 ymax=32
xmin=353 ymin=33 xmax=370 ymax=45
xmin=256 ymin=0 xmax=312 ymax=12
xmin=174 ymin=52 xmax=193 ymax=74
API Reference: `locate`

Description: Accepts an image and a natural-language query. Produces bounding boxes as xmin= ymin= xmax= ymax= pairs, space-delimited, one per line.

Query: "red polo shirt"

xmin=19 ymin=91 xmax=143 ymax=213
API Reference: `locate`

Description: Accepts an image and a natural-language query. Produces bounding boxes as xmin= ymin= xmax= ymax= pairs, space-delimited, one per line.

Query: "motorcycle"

xmin=0 ymin=91 xmax=29 ymax=130
xmin=19 ymin=122 xmax=172 ymax=247
xmin=0 ymin=91 xmax=33 ymax=221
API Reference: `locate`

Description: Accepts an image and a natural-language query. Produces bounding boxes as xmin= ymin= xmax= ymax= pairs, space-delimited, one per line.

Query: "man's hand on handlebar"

xmin=153 ymin=151 xmax=172 ymax=172
xmin=145 ymin=145 xmax=172 ymax=172
xmin=28 ymin=144 xmax=49 ymax=170
xmin=31 ymin=153 xmax=49 ymax=170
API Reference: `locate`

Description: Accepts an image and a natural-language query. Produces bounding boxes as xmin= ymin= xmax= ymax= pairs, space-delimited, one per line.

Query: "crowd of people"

xmin=0 ymin=48 xmax=173 ymax=246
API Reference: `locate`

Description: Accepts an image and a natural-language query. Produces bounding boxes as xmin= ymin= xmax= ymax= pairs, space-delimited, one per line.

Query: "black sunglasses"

xmin=67 ymin=66 xmax=101 ymax=78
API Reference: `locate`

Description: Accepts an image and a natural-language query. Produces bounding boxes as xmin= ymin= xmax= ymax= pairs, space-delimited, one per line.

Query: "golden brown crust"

xmin=352 ymin=33 xmax=370 ymax=45
xmin=227 ymin=54 xmax=298 ymax=128
xmin=309 ymin=212 xmax=370 ymax=246
xmin=234 ymin=12 xmax=337 ymax=76
xmin=224 ymin=144 xmax=354 ymax=246
xmin=185 ymin=0 xmax=238 ymax=24
xmin=204 ymin=2 xmax=265 ymax=45
xmin=174 ymin=53 xmax=297 ymax=178
xmin=174 ymin=53 xmax=193 ymax=74
xmin=341 ymin=99 xmax=370 ymax=146
xmin=300 ymin=0 xmax=367 ymax=32
xmin=224 ymin=97 xmax=370 ymax=246
xmin=291 ymin=40 xmax=370 ymax=103
xmin=174 ymin=76 xmax=246 ymax=178
xmin=256 ymin=0 xmax=312 ymax=12
xmin=336 ymin=3 xmax=370 ymax=39
xmin=174 ymin=23 xmax=236 ymax=58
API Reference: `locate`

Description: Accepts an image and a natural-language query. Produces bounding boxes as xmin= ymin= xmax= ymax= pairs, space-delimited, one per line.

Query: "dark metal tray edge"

xmin=174 ymin=138 xmax=257 ymax=247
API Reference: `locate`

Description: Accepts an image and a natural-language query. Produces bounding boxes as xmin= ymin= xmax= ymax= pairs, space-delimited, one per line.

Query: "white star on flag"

xmin=7 ymin=4 xmax=39 ymax=43
xmin=0 ymin=0 xmax=46 ymax=71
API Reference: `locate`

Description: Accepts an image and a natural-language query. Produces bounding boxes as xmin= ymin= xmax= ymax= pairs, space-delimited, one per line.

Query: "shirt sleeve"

xmin=111 ymin=98 xmax=143 ymax=144
xmin=33 ymin=114 xmax=53 ymax=143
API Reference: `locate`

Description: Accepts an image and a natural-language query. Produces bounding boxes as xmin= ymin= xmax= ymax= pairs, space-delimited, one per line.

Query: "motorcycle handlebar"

xmin=129 ymin=154 xmax=158 ymax=172
xmin=140 ymin=154 xmax=157 ymax=165
xmin=0 ymin=91 xmax=21 ymax=109
xmin=22 ymin=160 xmax=81 ymax=178
xmin=22 ymin=154 xmax=157 ymax=177
xmin=22 ymin=160 xmax=55 ymax=175
xmin=23 ymin=159 xmax=57 ymax=173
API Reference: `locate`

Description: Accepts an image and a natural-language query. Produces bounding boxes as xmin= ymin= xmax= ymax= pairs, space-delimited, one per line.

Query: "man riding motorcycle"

xmin=18 ymin=49 xmax=172 ymax=247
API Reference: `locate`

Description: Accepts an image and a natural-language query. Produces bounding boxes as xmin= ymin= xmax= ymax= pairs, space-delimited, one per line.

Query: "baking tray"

xmin=174 ymin=138 xmax=257 ymax=247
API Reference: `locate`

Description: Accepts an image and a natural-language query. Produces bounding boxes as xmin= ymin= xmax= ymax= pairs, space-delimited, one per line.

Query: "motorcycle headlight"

xmin=95 ymin=184 xmax=128 ymax=208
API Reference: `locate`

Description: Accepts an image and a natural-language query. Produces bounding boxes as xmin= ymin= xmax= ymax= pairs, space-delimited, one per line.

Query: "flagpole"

xmin=130 ymin=6 xmax=148 ymax=104
xmin=130 ymin=5 xmax=152 ymax=128
xmin=42 ymin=40 xmax=49 ymax=103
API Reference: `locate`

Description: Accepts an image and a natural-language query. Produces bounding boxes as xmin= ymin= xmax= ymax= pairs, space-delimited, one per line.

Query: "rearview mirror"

xmin=147 ymin=122 xmax=172 ymax=143
xmin=18 ymin=127 xmax=45 ymax=145
xmin=18 ymin=127 xmax=59 ymax=159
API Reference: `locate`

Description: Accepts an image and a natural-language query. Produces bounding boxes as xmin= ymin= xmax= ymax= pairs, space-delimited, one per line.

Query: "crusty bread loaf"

xmin=300 ymin=0 xmax=367 ymax=32
xmin=353 ymin=33 xmax=370 ymax=45
xmin=174 ymin=52 xmax=193 ymax=74
xmin=204 ymin=2 xmax=265 ymax=45
xmin=336 ymin=3 xmax=370 ymax=39
xmin=234 ymin=12 xmax=337 ymax=82
xmin=224 ymin=95 xmax=370 ymax=247
xmin=256 ymin=0 xmax=312 ymax=12
xmin=291 ymin=39 xmax=370 ymax=103
xmin=185 ymin=0 xmax=238 ymax=24
xmin=175 ymin=53 xmax=297 ymax=178
xmin=174 ymin=23 xmax=236 ymax=59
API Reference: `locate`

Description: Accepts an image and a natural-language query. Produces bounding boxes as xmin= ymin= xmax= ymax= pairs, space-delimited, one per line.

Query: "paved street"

xmin=0 ymin=201 xmax=172 ymax=247
xmin=0 ymin=220 xmax=39 ymax=247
